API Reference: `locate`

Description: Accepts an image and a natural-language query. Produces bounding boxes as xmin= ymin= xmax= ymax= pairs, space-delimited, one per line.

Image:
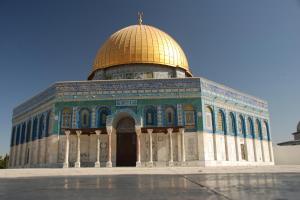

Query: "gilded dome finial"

xmin=138 ymin=12 xmax=143 ymax=25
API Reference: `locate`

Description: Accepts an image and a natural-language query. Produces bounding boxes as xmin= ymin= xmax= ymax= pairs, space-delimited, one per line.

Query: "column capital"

xmin=95 ymin=130 xmax=101 ymax=136
xmin=76 ymin=130 xmax=82 ymax=136
xmin=167 ymin=128 xmax=173 ymax=134
xmin=106 ymin=126 xmax=113 ymax=135
xmin=65 ymin=130 xmax=71 ymax=136
xmin=135 ymin=126 xmax=142 ymax=135
xmin=147 ymin=129 xmax=153 ymax=134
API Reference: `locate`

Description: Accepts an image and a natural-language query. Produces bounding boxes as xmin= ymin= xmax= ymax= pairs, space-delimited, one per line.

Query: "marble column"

xmin=63 ymin=130 xmax=70 ymax=168
xmin=168 ymin=128 xmax=173 ymax=166
xmin=147 ymin=129 xmax=153 ymax=167
xmin=75 ymin=130 xmax=82 ymax=168
xmin=180 ymin=128 xmax=186 ymax=162
xmin=106 ymin=127 xmax=112 ymax=167
xmin=95 ymin=130 xmax=101 ymax=168
xmin=136 ymin=127 xmax=142 ymax=167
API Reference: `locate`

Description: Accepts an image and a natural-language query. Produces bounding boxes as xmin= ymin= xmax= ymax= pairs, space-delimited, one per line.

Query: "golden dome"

xmin=89 ymin=24 xmax=190 ymax=79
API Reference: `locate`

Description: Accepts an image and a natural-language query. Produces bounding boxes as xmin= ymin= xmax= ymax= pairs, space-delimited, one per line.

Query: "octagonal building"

xmin=8 ymin=21 xmax=274 ymax=168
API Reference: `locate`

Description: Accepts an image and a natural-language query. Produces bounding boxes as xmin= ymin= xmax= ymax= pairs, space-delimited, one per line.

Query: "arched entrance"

xmin=116 ymin=117 xmax=137 ymax=166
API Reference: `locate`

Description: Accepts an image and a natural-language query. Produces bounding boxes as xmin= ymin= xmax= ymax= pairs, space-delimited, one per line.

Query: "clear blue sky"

xmin=1 ymin=0 xmax=300 ymax=156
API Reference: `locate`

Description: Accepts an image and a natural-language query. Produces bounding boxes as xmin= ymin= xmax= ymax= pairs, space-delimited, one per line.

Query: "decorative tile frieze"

xmin=200 ymin=78 xmax=268 ymax=110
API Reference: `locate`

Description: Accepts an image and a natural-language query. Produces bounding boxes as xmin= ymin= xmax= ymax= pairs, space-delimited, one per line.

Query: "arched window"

xmin=205 ymin=106 xmax=213 ymax=131
xmin=45 ymin=112 xmax=51 ymax=137
xmin=228 ymin=112 xmax=236 ymax=135
xmin=165 ymin=106 xmax=176 ymax=126
xmin=21 ymin=123 xmax=26 ymax=144
xmin=247 ymin=117 xmax=254 ymax=138
xmin=10 ymin=127 xmax=16 ymax=147
xmin=32 ymin=118 xmax=38 ymax=141
xmin=98 ymin=108 xmax=110 ymax=127
xmin=255 ymin=119 xmax=262 ymax=139
xmin=145 ymin=107 xmax=156 ymax=126
xmin=16 ymin=125 xmax=21 ymax=145
xmin=38 ymin=115 xmax=44 ymax=139
xmin=183 ymin=104 xmax=195 ymax=127
xmin=26 ymin=120 xmax=32 ymax=143
xmin=62 ymin=108 xmax=72 ymax=128
xmin=80 ymin=108 xmax=91 ymax=128
xmin=238 ymin=115 xmax=246 ymax=137
xmin=262 ymin=121 xmax=269 ymax=140
xmin=217 ymin=110 xmax=225 ymax=133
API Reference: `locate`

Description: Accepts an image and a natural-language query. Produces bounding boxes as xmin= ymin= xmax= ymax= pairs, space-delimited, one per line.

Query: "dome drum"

xmin=90 ymin=63 xmax=192 ymax=80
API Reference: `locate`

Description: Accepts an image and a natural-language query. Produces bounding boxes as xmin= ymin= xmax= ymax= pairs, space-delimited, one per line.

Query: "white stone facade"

xmin=9 ymin=130 xmax=273 ymax=168
xmin=8 ymin=77 xmax=273 ymax=168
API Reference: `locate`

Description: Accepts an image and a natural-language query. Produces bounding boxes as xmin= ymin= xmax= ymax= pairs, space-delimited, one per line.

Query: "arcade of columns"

xmin=62 ymin=128 xmax=186 ymax=168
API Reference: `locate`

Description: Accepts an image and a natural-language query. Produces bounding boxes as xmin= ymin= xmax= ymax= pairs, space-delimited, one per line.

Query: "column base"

xmin=147 ymin=162 xmax=153 ymax=167
xmin=106 ymin=161 xmax=112 ymax=168
xmin=94 ymin=162 xmax=100 ymax=168
xmin=63 ymin=162 xmax=69 ymax=168
xmin=180 ymin=161 xmax=186 ymax=166
xmin=168 ymin=161 xmax=174 ymax=167
xmin=136 ymin=161 xmax=142 ymax=167
xmin=75 ymin=162 xmax=81 ymax=168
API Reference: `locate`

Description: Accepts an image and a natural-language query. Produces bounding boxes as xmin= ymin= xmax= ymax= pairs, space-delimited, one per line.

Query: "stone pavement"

xmin=1 ymin=165 xmax=300 ymax=178
xmin=1 ymin=172 xmax=300 ymax=200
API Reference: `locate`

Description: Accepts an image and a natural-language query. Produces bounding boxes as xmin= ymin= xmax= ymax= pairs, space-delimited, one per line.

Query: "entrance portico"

xmin=62 ymin=109 xmax=185 ymax=168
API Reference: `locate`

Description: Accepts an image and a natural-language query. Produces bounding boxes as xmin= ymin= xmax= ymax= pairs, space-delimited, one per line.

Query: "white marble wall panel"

xmin=58 ymin=136 xmax=66 ymax=163
xmin=21 ymin=143 xmax=27 ymax=166
xmin=80 ymin=135 xmax=90 ymax=162
xmin=172 ymin=133 xmax=179 ymax=162
xmin=100 ymin=135 xmax=108 ymax=163
xmin=140 ymin=133 xmax=148 ymax=162
xmin=185 ymin=133 xmax=198 ymax=161
xmin=237 ymin=137 xmax=245 ymax=161
xmin=38 ymin=139 xmax=46 ymax=164
xmin=177 ymin=132 xmax=182 ymax=162
xmin=215 ymin=134 xmax=226 ymax=161
xmin=263 ymin=140 xmax=270 ymax=162
xmin=227 ymin=135 xmax=237 ymax=161
xmin=269 ymin=142 xmax=274 ymax=162
xmin=256 ymin=139 xmax=263 ymax=162
xmin=46 ymin=136 xmax=58 ymax=164
xmin=16 ymin=144 xmax=23 ymax=166
xmin=111 ymin=133 xmax=117 ymax=165
xmin=157 ymin=133 xmax=168 ymax=162
xmin=69 ymin=135 xmax=77 ymax=162
xmin=246 ymin=138 xmax=255 ymax=162
xmin=203 ymin=132 xmax=215 ymax=161
xmin=197 ymin=132 xmax=205 ymax=161
xmin=32 ymin=141 xmax=39 ymax=165
xmin=89 ymin=134 xmax=97 ymax=162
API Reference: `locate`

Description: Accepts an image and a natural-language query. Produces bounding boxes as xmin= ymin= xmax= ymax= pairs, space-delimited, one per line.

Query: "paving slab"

xmin=1 ymin=173 xmax=300 ymax=200
xmin=1 ymin=165 xmax=300 ymax=178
